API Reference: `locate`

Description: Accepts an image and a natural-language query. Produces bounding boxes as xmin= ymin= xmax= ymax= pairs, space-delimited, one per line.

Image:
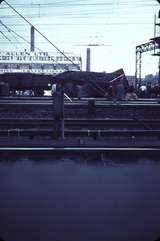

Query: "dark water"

xmin=0 ymin=157 xmax=160 ymax=241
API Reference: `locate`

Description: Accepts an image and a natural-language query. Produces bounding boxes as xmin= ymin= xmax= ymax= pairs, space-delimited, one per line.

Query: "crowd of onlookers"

xmin=2 ymin=81 xmax=160 ymax=100
xmin=137 ymin=85 xmax=160 ymax=98
xmin=116 ymin=84 xmax=160 ymax=101
xmin=125 ymin=84 xmax=160 ymax=100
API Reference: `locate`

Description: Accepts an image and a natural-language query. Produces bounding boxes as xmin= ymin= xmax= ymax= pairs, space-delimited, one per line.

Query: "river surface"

xmin=0 ymin=156 xmax=160 ymax=241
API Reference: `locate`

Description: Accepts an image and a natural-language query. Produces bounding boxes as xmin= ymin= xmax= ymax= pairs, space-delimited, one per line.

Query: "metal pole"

xmin=154 ymin=14 xmax=156 ymax=55
xmin=158 ymin=56 xmax=160 ymax=87
xmin=86 ymin=48 xmax=91 ymax=71
xmin=52 ymin=85 xmax=64 ymax=140
xmin=139 ymin=52 xmax=142 ymax=88
xmin=60 ymin=84 xmax=64 ymax=140
xmin=30 ymin=26 xmax=35 ymax=52
xmin=135 ymin=47 xmax=138 ymax=90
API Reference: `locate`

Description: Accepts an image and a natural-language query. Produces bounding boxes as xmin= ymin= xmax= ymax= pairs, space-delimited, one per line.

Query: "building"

xmin=0 ymin=50 xmax=82 ymax=75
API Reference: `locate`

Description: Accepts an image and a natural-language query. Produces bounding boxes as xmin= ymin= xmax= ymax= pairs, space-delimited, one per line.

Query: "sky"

xmin=0 ymin=0 xmax=159 ymax=77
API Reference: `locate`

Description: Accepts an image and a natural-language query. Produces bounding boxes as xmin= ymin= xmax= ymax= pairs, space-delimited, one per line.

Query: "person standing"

xmin=125 ymin=86 xmax=138 ymax=100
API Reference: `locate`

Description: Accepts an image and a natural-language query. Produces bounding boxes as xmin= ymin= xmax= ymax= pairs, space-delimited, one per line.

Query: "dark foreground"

xmin=0 ymin=157 xmax=160 ymax=241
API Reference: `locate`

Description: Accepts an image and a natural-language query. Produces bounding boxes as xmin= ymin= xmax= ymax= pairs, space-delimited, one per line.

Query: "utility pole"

xmin=155 ymin=9 xmax=160 ymax=86
xmin=158 ymin=0 xmax=160 ymax=85
xmin=30 ymin=26 xmax=35 ymax=52
xmin=86 ymin=48 xmax=91 ymax=71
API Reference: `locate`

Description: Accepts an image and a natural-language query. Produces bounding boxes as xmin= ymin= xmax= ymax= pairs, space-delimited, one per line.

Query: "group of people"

xmin=114 ymin=84 xmax=138 ymax=101
xmin=51 ymin=82 xmax=160 ymax=101
xmin=125 ymin=84 xmax=160 ymax=100
xmin=116 ymin=84 xmax=160 ymax=101
xmin=138 ymin=85 xmax=160 ymax=98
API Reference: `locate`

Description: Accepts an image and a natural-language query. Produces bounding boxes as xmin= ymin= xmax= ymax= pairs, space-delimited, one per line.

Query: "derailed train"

xmin=0 ymin=69 xmax=129 ymax=98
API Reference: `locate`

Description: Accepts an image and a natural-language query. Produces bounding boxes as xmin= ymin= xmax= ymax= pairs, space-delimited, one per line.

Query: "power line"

xmin=0 ymin=27 xmax=22 ymax=50
xmin=0 ymin=30 xmax=11 ymax=42
xmin=0 ymin=1 xmax=157 ymax=8
xmin=0 ymin=10 xmax=156 ymax=19
xmin=0 ymin=19 xmax=26 ymax=50
xmin=0 ymin=20 xmax=61 ymax=66
xmin=0 ymin=15 xmax=155 ymax=21
xmin=3 ymin=22 xmax=154 ymax=26
xmin=0 ymin=20 xmax=82 ymax=70
xmin=0 ymin=0 xmax=78 ymax=67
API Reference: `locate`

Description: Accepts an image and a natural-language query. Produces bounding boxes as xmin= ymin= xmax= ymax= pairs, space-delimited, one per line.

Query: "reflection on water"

xmin=0 ymin=156 xmax=160 ymax=241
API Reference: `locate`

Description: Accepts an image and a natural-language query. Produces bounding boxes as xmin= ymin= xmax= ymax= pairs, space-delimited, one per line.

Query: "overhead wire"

xmin=0 ymin=0 xmax=156 ymax=21
xmin=0 ymin=27 xmax=22 ymax=50
xmin=0 ymin=1 xmax=157 ymax=56
xmin=0 ymin=20 xmax=81 ymax=69
xmin=0 ymin=1 xmax=157 ymax=8
xmin=0 ymin=20 xmax=27 ymax=50
xmin=3 ymin=22 xmax=154 ymax=26
xmin=0 ymin=0 xmax=78 ymax=67
xmin=0 ymin=29 xmax=10 ymax=42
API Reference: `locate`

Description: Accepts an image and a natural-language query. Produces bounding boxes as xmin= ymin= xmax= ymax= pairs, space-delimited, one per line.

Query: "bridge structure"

xmin=135 ymin=40 xmax=160 ymax=88
xmin=135 ymin=9 xmax=160 ymax=89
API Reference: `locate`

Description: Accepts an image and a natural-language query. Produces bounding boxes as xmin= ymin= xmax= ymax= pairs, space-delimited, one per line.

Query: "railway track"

xmin=0 ymin=97 xmax=160 ymax=106
xmin=0 ymin=118 xmax=159 ymax=129
xmin=1 ymin=97 xmax=160 ymax=154
xmin=1 ymin=128 xmax=160 ymax=138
